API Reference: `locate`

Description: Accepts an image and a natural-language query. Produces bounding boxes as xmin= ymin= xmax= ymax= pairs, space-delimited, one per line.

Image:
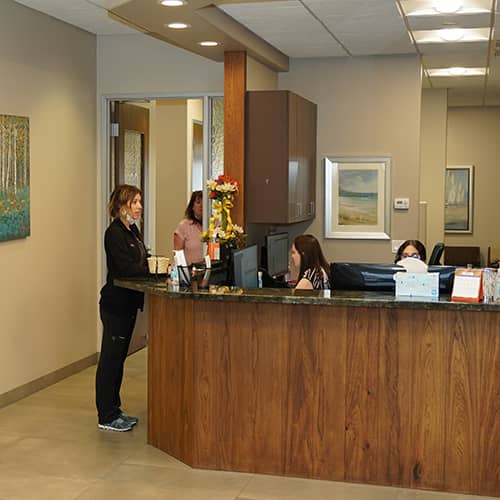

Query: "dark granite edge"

xmin=115 ymin=278 xmax=500 ymax=312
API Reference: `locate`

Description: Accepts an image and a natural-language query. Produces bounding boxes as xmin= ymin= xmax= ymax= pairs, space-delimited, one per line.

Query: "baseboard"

xmin=0 ymin=352 xmax=98 ymax=410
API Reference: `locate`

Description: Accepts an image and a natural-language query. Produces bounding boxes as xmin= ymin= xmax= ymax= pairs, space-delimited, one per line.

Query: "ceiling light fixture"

xmin=448 ymin=66 xmax=467 ymax=75
xmin=160 ymin=0 xmax=186 ymax=6
xmin=166 ymin=22 xmax=190 ymax=29
xmin=432 ymin=0 xmax=463 ymax=14
xmin=438 ymin=28 xmax=465 ymax=41
xmin=198 ymin=41 xmax=219 ymax=47
xmin=427 ymin=67 xmax=487 ymax=77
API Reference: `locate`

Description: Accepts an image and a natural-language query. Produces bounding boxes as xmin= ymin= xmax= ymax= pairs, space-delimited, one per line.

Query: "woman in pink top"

xmin=174 ymin=190 xmax=203 ymax=265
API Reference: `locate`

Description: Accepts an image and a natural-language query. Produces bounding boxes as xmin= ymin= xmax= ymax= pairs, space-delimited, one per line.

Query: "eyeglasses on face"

xmin=402 ymin=253 xmax=421 ymax=259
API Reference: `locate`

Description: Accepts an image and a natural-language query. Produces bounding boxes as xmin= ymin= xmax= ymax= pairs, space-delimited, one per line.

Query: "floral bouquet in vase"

xmin=201 ymin=175 xmax=246 ymax=254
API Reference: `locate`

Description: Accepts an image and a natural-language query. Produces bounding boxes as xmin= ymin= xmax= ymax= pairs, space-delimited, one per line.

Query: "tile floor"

xmin=0 ymin=348 xmax=496 ymax=500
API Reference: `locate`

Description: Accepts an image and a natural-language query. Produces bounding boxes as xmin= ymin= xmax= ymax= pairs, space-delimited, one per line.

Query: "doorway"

xmin=102 ymin=94 xmax=224 ymax=354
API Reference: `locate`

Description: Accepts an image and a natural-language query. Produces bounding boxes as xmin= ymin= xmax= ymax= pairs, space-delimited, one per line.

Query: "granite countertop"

xmin=115 ymin=278 xmax=500 ymax=311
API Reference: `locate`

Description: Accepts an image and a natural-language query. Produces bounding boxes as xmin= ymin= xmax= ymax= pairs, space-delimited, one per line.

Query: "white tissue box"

xmin=395 ymin=272 xmax=439 ymax=298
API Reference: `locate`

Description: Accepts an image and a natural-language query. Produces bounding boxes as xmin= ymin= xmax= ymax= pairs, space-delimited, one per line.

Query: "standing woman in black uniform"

xmin=96 ymin=184 xmax=149 ymax=432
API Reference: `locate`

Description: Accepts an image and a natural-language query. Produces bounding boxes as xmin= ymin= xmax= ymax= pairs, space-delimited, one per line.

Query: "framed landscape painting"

xmin=324 ymin=156 xmax=391 ymax=239
xmin=445 ymin=165 xmax=474 ymax=233
xmin=0 ymin=114 xmax=30 ymax=242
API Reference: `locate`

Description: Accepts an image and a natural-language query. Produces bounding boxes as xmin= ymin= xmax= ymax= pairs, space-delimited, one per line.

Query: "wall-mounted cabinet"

xmin=245 ymin=90 xmax=317 ymax=224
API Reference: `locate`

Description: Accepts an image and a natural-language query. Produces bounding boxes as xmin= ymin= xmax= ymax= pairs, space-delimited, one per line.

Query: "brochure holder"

xmin=451 ymin=268 xmax=483 ymax=303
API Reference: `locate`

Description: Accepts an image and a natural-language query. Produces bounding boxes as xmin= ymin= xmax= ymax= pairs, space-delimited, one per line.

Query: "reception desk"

xmin=117 ymin=279 xmax=500 ymax=497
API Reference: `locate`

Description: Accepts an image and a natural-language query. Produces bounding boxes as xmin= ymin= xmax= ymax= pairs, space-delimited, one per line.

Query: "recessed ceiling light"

xmin=432 ymin=0 xmax=463 ymax=14
xmin=198 ymin=41 xmax=219 ymax=47
xmin=166 ymin=22 xmax=190 ymax=29
xmin=159 ymin=0 xmax=186 ymax=6
xmin=438 ymin=28 xmax=465 ymax=41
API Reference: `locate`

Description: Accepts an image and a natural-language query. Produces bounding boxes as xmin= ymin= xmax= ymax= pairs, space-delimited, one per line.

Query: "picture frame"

xmin=444 ymin=165 xmax=474 ymax=234
xmin=324 ymin=156 xmax=391 ymax=239
xmin=0 ymin=114 xmax=30 ymax=242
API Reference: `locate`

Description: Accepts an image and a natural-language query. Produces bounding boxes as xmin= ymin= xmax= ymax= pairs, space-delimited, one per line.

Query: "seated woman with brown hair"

xmin=394 ymin=240 xmax=427 ymax=263
xmin=291 ymin=234 xmax=330 ymax=290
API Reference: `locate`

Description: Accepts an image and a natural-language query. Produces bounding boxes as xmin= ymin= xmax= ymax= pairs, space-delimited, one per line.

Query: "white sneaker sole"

xmin=98 ymin=423 xmax=133 ymax=432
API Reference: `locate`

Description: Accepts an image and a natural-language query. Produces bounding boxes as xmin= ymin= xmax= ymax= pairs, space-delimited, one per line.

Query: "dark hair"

xmin=395 ymin=240 xmax=427 ymax=263
xmin=108 ymin=184 xmax=142 ymax=219
xmin=185 ymin=190 xmax=203 ymax=222
xmin=293 ymin=234 xmax=330 ymax=281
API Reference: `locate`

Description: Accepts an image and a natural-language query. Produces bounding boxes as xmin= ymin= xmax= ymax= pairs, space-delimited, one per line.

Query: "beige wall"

xmin=420 ymin=89 xmax=447 ymax=252
xmin=279 ymin=55 xmax=422 ymax=264
xmin=247 ymin=56 xmax=278 ymax=90
xmin=154 ymin=100 xmax=188 ymax=259
xmin=445 ymin=106 xmax=500 ymax=265
xmin=0 ymin=1 xmax=97 ymax=394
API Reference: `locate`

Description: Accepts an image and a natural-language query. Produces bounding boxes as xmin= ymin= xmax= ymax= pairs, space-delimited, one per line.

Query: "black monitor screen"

xmin=233 ymin=245 xmax=259 ymax=288
xmin=331 ymin=263 xmax=455 ymax=293
xmin=265 ymin=232 xmax=289 ymax=278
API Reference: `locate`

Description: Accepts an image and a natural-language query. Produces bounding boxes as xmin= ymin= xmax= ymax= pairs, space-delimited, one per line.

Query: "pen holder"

xmin=178 ymin=265 xmax=191 ymax=288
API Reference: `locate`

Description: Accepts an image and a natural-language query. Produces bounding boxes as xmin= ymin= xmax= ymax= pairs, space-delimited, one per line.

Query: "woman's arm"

xmin=295 ymin=277 xmax=313 ymax=290
xmin=173 ymin=232 xmax=184 ymax=251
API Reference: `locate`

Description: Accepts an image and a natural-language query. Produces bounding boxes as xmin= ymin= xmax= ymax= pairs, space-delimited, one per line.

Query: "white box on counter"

xmin=395 ymin=272 xmax=439 ymax=298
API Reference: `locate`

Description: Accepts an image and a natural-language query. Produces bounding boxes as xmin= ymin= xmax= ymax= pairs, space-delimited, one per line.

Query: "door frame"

xmin=98 ymin=92 xmax=223 ymax=350
xmin=99 ymin=92 xmax=222 ymax=288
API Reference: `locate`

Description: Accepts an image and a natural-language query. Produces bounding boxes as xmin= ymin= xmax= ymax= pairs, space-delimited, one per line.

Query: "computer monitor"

xmin=265 ymin=232 xmax=289 ymax=278
xmin=330 ymin=262 xmax=456 ymax=293
xmin=232 ymin=244 xmax=259 ymax=288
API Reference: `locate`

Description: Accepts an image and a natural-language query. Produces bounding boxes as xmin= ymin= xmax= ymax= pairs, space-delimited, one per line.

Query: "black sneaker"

xmin=98 ymin=416 xmax=133 ymax=432
xmin=119 ymin=411 xmax=138 ymax=426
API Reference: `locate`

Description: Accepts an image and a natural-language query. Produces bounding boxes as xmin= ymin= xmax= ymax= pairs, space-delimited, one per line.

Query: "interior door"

xmin=110 ymin=101 xmax=150 ymax=355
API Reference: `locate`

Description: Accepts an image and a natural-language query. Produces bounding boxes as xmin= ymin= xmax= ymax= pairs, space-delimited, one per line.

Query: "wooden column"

xmin=224 ymin=51 xmax=247 ymax=226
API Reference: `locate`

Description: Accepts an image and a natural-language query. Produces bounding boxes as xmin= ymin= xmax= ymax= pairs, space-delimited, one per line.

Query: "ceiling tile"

xmin=219 ymin=1 xmax=347 ymax=57
xmin=13 ymin=0 xmax=137 ymax=34
xmin=302 ymin=0 xmax=414 ymax=55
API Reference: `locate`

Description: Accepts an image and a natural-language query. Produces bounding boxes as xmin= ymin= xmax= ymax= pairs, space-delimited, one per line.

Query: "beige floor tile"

xmin=0 ymin=470 xmax=90 ymax=500
xmin=396 ymin=489 xmax=462 ymax=500
xmin=0 ymin=436 xmax=136 ymax=481
xmin=240 ymin=474 xmax=399 ymax=500
xmin=123 ymin=444 xmax=192 ymax=470
xmin=103 ymin=462 xmax=252 ymax=493
xmin=75 ymin=479 xmax=233 ymax=500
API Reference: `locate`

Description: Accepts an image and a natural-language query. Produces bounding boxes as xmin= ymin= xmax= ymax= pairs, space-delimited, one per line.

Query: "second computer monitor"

xmin=266 ymin=232 xmax=289 ymax=278
xmin=232 ymin=244 xmax=259 ymax=288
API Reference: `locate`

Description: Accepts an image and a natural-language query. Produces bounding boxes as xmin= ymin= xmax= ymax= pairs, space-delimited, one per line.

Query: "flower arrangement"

xmin=202 ymin=175 xmax=246 ymax=249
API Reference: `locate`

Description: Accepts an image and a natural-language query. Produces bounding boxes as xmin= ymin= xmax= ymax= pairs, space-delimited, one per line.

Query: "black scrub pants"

xmin=96 ymin=305 xmax=137 ymax=424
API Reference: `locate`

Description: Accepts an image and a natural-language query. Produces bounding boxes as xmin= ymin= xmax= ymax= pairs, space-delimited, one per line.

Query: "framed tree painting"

xmin=324 ymin=156 xmax=391 ymax=239
xmin=444 ymin=165 xmax=474 ymax=233
xmin=0 ymin=114 xmax=30 ymax=242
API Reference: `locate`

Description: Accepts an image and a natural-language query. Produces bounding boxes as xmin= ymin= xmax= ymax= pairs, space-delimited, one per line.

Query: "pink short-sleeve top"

xmin=174 ymin=218 xmax=203 ymax=265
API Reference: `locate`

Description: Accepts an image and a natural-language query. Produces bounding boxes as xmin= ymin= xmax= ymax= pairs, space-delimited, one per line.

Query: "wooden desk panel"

xmin=147 ymin=295 xmax=500 ymax=496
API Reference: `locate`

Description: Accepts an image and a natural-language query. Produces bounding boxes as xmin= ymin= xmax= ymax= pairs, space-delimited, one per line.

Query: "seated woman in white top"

xmin=173 ymin=190 xmax=203 ymax=265
xmin=291 ymin=234 xmax=330 ymax=290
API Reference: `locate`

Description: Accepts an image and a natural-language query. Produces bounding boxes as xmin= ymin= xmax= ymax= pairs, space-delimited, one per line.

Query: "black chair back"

xmin=428 ymin=242 xmax=445 ymax=265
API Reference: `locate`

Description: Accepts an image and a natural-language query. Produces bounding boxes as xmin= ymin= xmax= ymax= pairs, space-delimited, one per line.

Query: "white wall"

xmin=0 ymin=0 xmax=97 ymax=395
xmin=279 ymin=55 xmax=422 ymax=264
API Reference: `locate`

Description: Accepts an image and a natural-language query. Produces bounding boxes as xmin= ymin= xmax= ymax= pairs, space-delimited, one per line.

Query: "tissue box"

xmin=395 ymin=272 xmax=439 ymax=298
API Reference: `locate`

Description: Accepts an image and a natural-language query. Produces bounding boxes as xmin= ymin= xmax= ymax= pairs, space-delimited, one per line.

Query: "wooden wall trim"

xmin=224 ymin=51 xmax=247 ymax=226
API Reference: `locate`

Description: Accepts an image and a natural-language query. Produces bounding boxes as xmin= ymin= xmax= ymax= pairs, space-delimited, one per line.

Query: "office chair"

xmin=428 ymin=242 xmax=445 ymax=266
